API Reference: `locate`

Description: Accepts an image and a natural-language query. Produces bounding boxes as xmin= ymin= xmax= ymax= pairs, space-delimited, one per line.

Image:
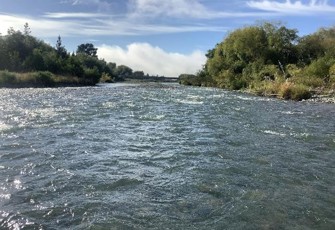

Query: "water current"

xmin=0 ymin=83 xmax=334 ymax=229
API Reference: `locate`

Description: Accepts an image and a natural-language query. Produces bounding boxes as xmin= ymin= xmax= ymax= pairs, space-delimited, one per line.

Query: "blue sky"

xmin=1 ymin=0 xmax=335 ymax=77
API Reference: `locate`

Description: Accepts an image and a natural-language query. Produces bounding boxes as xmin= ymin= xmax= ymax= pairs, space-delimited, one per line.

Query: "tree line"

xmin=179 ymin=22 xmax=335 ymax=100
xmin=0 ymin=23 xmax=154 ymax=87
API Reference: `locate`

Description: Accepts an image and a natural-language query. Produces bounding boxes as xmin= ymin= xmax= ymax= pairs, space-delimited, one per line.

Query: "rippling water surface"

xmin=0 ymin=83 xmax=334 ymax=229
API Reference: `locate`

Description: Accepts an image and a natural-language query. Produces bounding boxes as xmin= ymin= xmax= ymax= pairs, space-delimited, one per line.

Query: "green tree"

xmin=23 ymin=48 xmax=46 ymax=71
xmin=224 ymin=26 xmax=268 ymax=64
xmin=318 ymin=27 xmax=335 ymax=58
xmin=23 ymin=22 xmax=31 ymax=36
xmin=297 ymin=34 xmax=325 ymax=65
xmin=1 ymin=26 xmax=41 ymax=71
xmin=261 ymin=22 xmax=299 ymax=65
xmin=0 ymin=35 xmax=7 ymax=70
xmin=77 ymin=43 xmax=98 ymax=57
xmin=55 ymin=35 xmax=68 ymax=59
xmin=114 ymin=65 xmax=133 ymax=80
xmin=133 ymin=71 xmax=144 ymax=77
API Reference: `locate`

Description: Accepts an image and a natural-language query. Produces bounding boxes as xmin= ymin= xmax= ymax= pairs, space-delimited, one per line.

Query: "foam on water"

xmin=263 ymin=130 xmax=287 ymax=137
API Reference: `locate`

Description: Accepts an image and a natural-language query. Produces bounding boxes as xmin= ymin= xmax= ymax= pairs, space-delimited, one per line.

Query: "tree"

xmin=23 ymin=48 xmax=46 ymax=71
xmin=225 ymin=26 xmax=268 ymax=64
xmin=114 ymin=65 xmax=133 ymax=79
xmin=133 ymin=71 xmax=144 ymax=78
xmin=76 ymin=43 xmax=98 ymax=57
xmin=23 ymin=22 xmax=31 ymax=36
xmin=55 ymin=35 xmax=68 ymax=59
xmin=297 ymin=34 xmax=325 ymax=65
xmin=261 ymin=22 xmax=299 ymax=65
xmin=317 ymin=27 xmax=335 ymax=57
xmin=207 ymin=26 xmax=268 ymax=77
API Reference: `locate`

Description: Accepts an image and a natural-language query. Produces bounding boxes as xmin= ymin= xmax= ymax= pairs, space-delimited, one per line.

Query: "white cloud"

xmin=247 ymin=0 xmax=335 ymax=14
xmin=61 ymin=0 xmax=112 ymax=8
xmin=129 ymin=0 xmax=273 ymax=19
xmin=0 ymin=12 xmax=227 ymax=37
xmin=0 ymin=13 xmax=90 ymax=37
xmin=0 ymin=0 xmax=276 ymax=38
xmin=97 ymin=43 xmax=206 ymax=77
xmin=43 ymin=12 xmax=109 ymax=18
xmin=129 ymin=0 xmax=209 ymax=18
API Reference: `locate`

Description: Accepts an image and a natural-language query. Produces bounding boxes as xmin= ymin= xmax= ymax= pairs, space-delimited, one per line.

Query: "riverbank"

xmin=238 ymin=88 xmax=335 ymax=103
xmin=247 ymin=86 xmax=335 ymax=103
xmin=0 ymin=71 xmax=97 ymax=88
xmin=179 ymin=74 xmax=335 ymax=103
xmin=306 ymin=93 xmax=335 ymax=103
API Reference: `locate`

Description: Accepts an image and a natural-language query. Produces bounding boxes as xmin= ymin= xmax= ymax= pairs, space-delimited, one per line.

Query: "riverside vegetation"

xmin=179 ymin=22 xmax=335 ymax=101
xmin=0 ymin=23 xmax=166 ymax=88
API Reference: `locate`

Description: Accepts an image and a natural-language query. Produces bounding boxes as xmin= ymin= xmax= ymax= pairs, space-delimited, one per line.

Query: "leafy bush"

xmin=229 ymin=75 xmax=248 ymax=90
xmin=291 ymin=76 xmax=324 ymax=88
xmin=179 ymin=74 xmax=202 ymax=86
xmin=15 ymin=71 xmax=55 ymax=87
xmin=279 ymin=82 xmax=312 ymax=101
xmin=252 ymin=81 xmax=282 ymax=96
xmin=83 ymin=67 xmax=101 ymax=85
xmin=329 ymin=63 xmax=335 ymax=80
xmin=258 ymin=65 xmax=281 ymax=81
xmin=34 ymin=71 xmax=55 ymax=87
xmin=0 ymin=71 xmax=17 ymax=86
xmin=52 ymin=75 xmax=80 ymax=85
xmin=286 ymin=64 xmax=302 ymax=78
xmin=305 ymin=57 xmax=334 ymax=79
xmin=329 ymin=63 xmax=335 ymax=76
xmin=99 ymin=72 xmax=114 ymax=83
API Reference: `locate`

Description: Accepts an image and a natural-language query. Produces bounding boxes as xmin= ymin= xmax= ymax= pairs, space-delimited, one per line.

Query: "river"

xmin=0 ymin=83 xmax=334 ymax=229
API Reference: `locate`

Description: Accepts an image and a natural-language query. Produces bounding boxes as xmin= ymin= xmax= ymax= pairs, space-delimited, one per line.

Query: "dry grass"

xmin=0 ymin=71 xmax=91 ymax=88
xmin=278 ymin=82 xmax=312 ymax=101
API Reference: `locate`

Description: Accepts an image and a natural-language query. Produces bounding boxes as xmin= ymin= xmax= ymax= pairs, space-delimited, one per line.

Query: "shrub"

xmin=264 ymin=81 xmax=281 ymax=96
xmin=305 ymin=57 xmax=334 ymax=79
xmin=258 ymin=65 xmax=281 ymax=81
xmin=52 ymin=75 xmax=80 ymax=85
xmin=329 ymin=75 xmax=335 ymax=90
xmin=286 ymin=64 xmax=303 ymax=78
xmin=33 ymin=71 xmax=55 ymax=87
xmin=291 ymin=75 xmax=324 ymax=88
xmin=15 ymin=73 xmax=34 ymax=85
xmin=99 ymin=72 xmax=114 ymax=83
xmin=229 ymin=75 xmax=248 ymax=90
xmin=279 ymin=82 xmax=312 ymax=101
xmin=179 ymin=74 xmax=202 ymax=86
xmin=330 ymin=63 xmax=335 ymax=77
xmin=15 ymin=71 xmax=55 ymax=87
xmin=327 ymin=63 xmax=335 ymax=89
xmin=0 ymin=70 xmax=17 ymax=86
xmin=83 ymin=67 xmax=101 ymax=85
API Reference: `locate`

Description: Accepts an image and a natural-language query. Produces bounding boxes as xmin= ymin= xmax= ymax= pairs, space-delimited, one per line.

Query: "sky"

xmin=1 ymin=0 xmax=335 ymax=77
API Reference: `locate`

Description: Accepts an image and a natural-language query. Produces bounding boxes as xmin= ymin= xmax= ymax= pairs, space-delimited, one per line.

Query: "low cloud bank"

xmin=247 ymin=0 xmax=335 ymax=14
xmin=97 ymin=43 xmax=206 ymax=77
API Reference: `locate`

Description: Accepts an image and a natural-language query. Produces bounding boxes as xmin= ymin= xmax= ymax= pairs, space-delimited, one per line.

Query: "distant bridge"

xmin=124 ymin=76 xmax=179 ymax=82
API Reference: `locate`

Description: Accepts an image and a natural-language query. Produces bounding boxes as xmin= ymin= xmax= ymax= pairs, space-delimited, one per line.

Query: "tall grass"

xmin=0 ymin=71 xmax=56 ymax=87
xmin=0 ymin=71 xmax=17 ymax=86
xmin=251 ymin=79 xmax=312 ymax=101
xmin=278 ymin=82 xmax=312 ymax=101
xmin=0 ymin=71 xmax=95 ymax=88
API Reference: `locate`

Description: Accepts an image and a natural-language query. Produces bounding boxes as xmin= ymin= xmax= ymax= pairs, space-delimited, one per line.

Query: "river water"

xmin=0 ymin=83 xmax=334 ymax=229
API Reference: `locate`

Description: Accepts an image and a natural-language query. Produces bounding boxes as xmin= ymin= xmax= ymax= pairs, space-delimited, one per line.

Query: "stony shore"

xmin=306 ymin=94 xmax=335 ymax=103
